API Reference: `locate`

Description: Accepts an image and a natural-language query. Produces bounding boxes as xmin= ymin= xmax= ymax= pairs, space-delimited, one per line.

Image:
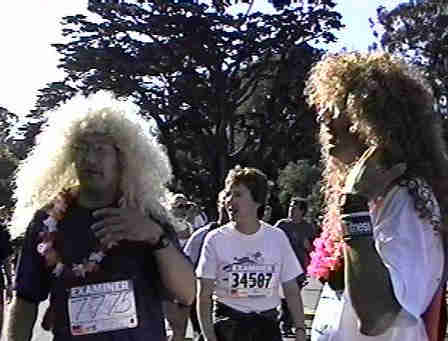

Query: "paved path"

xmin=2 ymin=278 xmax=324 ymax=341
xmin=302 ymin=277 xmax=322 ymax=318
xmin=286 ymin=277 xmax=322 ymax=340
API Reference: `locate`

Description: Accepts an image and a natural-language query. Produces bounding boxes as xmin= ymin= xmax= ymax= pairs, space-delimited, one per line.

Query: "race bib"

xmin=68 ymin=280 xmax=138 ymax=336
xmin=228 ymin=264 xmax=276 ymax=298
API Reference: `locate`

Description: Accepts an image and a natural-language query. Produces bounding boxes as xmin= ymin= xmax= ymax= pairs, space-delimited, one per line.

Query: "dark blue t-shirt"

xmin=15 ymin=204 xmax=167 ymax=341
xmin=274 ymin=219 xmax=314 ymax=270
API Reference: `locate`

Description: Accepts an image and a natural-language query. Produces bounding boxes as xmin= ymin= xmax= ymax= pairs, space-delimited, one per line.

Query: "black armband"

xmin=151 ymin=233 xmax=171 ymax=251
xmin=341 ymin=212 xmax=373 ymax=241
xmin=340 ymin=193 xmax=372 ymax=241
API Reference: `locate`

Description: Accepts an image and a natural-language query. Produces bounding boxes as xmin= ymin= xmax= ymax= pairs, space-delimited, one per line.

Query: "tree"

xmin=277 ymin=159 xmax=320 ymax=203
xmin=0 ymin=146 xmax=18 ymax=210
xmin=0 ymin=107 xmax=19 ymax=147
xmin=210 ymin=0 xmax=337 ymax=13
xmin=0 ymin=107 xmax=20 ymax=213
xmin=371 ymin=0 xmax=448 ymax=116
xmin=35 ymin=0 xmax=341 ymax=210
xmin=0 ymin=126 xmax=19 ymax=250
xmin=233 ymin=43 xmax=322 ymax=175
xmin=276 ymin=159 xmax=322 ymax=223
xmin=0 ymin=105 xmax=45 ymax=161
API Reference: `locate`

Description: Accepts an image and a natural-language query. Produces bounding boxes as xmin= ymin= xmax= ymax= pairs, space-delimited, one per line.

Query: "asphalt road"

xmin=2 ymin=277 xmax=323 ymax=341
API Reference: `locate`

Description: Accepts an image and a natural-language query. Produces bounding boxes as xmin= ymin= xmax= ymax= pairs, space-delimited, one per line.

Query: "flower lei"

xmin=307 ymin=168 xmax=346 ymax=281
xmin=307 ymin=208 xmax=344 ymax=281
xmin=307 ymin=184 xmax=384 ymax=281
xmin=37 ymin=188 xmax=109 ymax=278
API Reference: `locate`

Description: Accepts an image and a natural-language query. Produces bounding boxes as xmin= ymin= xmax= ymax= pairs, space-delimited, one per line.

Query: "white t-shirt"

xmin=183 ymin=224 xmax=213 ymax=265
xmin=311 ymin=184 xmax=444 ymax=341
xmin=196 ymin=221 xmax=303 ymax=313
xmin=193 ymin=212 xmax=208 ymax=230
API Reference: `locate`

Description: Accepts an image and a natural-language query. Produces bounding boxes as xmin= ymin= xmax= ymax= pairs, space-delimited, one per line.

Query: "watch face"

xmin=153 ymin=234 xmax=170 ymax=250
xmin=161 ymin=235 xmax=170 ymax=248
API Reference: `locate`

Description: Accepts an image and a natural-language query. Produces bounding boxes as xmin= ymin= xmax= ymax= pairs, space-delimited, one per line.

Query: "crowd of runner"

xmin=0 ymin=51 xmax=446 ymax=341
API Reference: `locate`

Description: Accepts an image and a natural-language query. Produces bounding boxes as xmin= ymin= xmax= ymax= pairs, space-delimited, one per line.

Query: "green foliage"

xmin=306 ymin=176 xmax=324 ymax=225
xmin=371 ymin=0 xmax=448 ymax=116
xmin=276 ymin=159 xmax=322 ymax=223
xmin=0 ymin=104 xmax=45 ymax=161
xmin=211 ymin=0 xmax=339 ymax=12
xmin=0 ymin=143 xmax=18 ymax=252
xmin=277 ymin=159 xmax=320 ymax=204
xmin=13 ymin=119 xmax=45 ymax=160
xmin=0 ymin=107 xmax=18 ymax=146
xmin=34 ymin=0 xmax=341 ymax=212
xmin=0 ymin=108 xmax=20 ymax=215
xmin=0 ymin=107 xmax=35 ymax=252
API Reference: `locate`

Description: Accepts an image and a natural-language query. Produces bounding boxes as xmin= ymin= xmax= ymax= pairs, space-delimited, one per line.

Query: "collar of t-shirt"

xmin=229 ymin=221 xmax=268 ymax=240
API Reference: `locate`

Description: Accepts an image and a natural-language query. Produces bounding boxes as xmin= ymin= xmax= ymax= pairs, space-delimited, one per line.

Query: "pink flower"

xmin=52 ymin=262 xmax=65 ymax=277
xmin=43 ymin=216 xmax=58 ymax=232
xmin=39 ymin=188 xmax=109 ymax=279
xmin=73 ymin=264 xmax=87 ymax=278
xmin=37 ymin=241 xmax=53 ymax=255
xmin=313 ymin=238 xmax=325 ymax=251
xmin=88 ymin=251 xmax=105 ymax=263
xmin=308 ymin=222 xmax=344 ymax=280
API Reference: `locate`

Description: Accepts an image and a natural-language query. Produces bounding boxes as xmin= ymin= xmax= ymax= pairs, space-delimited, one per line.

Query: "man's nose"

xmin=78 ymin=147 xmax=97 ymax=164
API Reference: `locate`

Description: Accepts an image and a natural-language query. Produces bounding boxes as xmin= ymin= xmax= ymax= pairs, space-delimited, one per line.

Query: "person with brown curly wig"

xmin=305 ymin=52 xmax=448 ymax=341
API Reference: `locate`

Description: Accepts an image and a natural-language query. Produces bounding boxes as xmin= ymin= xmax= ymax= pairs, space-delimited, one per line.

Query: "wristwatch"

xmin=151 ymin=233 xmax=170 ymax=251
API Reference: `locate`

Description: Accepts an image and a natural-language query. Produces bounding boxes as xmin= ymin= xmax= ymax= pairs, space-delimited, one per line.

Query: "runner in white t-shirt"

xmin=196 ymin=166 xmax=306 ymax=341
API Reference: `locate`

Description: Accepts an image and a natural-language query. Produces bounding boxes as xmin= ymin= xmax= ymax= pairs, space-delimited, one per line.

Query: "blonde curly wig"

xmin=10 ymin=91 xmax=182 ymax=238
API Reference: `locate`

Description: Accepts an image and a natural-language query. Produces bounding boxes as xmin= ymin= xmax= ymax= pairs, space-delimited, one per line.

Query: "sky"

xmin=0 ymin=0 xmax=404 ymax=116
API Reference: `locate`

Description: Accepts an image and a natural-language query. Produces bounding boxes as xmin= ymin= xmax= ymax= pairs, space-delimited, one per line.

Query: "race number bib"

xmin=228 ymin=264 xmax=276 ymax=298
xmin=68 ymin=280 xmax=138 ymax=336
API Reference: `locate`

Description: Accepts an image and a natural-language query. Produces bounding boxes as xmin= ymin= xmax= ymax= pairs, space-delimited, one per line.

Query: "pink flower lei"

xmin=307 ymin=167 xmax=345 ymax=281
xmin=37 ymin=188 xmax=108 ymax=278
xmin=307 ymin=163 xmax=384 ymax=281
xmin=307 ymin=209 xmax=344 ymax=280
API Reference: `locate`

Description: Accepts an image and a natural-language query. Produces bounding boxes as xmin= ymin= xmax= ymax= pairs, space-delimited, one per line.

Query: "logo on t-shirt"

xmin=221 ymin=252 xmax=276 ymax=298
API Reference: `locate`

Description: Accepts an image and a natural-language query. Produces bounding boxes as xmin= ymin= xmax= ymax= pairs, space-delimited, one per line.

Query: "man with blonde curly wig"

xmin=305 ymin=52 xmax=448 ymax=341
xmin=6 ymin=92 xmax=195 ymax=341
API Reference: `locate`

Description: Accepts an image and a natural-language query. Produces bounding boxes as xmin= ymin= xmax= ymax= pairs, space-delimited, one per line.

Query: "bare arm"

xmin=341 ymin=148 xmax=406 ymax=335
xmin=197 ymin=278 xmax=217 ymax=341
xmin=282 ymin=279 xmax=306 ymax=341
xmin=344 ymin=238 xmax=401 ymax=335
xmin=4 ymin=259 xmax=14 ymax=302
xmin=6 ymin=296 xmax=38 ymax=341
xmin=341 ymin=195 xmax=401 ymax=335
xmin=153 ymin=243 xmax=195 ymax=306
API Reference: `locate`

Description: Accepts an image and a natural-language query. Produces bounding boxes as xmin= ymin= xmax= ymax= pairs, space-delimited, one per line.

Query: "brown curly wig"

xmin=304 ymin=52 xmax=448 ymax=278
xmin=306 ymin=52 xmax=447 ymax=178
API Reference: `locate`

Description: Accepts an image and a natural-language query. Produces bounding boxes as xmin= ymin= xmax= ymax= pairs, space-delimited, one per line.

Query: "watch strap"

xmin=151 ymin=233 xmax=170 ymax=251
xmin=341 ymin=211 xmax=373 ymax=241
